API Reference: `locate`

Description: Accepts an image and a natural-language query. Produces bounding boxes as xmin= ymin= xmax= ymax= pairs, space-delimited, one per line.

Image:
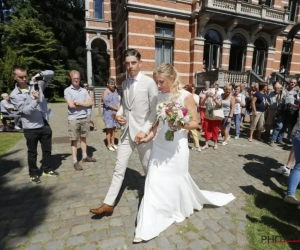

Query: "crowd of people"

xmin=1 ymin=48 xmax=300 ymax=243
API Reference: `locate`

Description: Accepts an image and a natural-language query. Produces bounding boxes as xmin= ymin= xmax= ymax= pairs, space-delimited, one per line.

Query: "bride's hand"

xmin=139 ymin=132 xmax=154 ymax=143
xmin=168 ymin=121 xmax=182 ymax=131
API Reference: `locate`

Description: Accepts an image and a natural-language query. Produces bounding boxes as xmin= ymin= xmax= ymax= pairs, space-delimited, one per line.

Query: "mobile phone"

xmin=34 ymin=84 xmax=39 ymax=91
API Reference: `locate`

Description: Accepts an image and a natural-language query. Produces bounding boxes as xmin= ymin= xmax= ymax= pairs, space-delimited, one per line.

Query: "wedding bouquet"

xmin=157 ymin=100 xmax=192 ymax=141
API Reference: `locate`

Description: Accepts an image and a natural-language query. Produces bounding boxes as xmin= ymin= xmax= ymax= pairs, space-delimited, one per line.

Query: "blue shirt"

xmin=9 ymin=70 xmax=54 ymax=129
xmin=254 ymin=91 xmax=267 ymax=112
xmin=64 ymin=85 xmax=90 ymax=120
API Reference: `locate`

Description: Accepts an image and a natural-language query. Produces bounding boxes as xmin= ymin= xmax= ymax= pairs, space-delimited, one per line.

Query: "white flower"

xmin=184 ymin=115 xmax=190 ymax=123
xmin=177 ymin=110 xmax=183 ymax=119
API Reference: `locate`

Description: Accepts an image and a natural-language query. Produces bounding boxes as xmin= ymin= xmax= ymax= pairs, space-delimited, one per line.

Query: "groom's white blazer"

xmin=104 ymin=72 xmax=158 ymax=206
xmin=117 ymin=73 xmax=158 ymax=140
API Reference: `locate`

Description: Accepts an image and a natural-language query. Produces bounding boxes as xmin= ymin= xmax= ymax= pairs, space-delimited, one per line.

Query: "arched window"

xmin=229 ymin=34 xmax=246 ymax=71
xmin=203 ymin=30 xmax=222 ymax=71
xmin=252 ymin=38 xmax=267 ymax=76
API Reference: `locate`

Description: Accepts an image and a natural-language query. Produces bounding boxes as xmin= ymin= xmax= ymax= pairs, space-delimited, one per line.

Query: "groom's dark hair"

xmin=124 ymin=49 xmax=141 ymax=61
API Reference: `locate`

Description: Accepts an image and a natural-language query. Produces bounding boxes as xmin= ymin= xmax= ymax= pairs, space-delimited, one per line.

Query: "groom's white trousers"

xmin=104 ymin=131 xmax=152 ymax=206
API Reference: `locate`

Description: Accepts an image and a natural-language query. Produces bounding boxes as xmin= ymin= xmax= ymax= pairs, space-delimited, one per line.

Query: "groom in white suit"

xmin=90 ymin=49 xmax=158 ymax=215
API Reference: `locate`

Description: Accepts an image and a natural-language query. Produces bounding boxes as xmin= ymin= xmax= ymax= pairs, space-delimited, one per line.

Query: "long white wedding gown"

xmin=134 ymin=89 xmax=236 ymax=241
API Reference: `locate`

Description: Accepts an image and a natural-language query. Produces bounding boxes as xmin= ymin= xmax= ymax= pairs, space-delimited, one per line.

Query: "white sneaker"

xmin=191 ymin=147 xmax=201 ymax=152
xmin=283 ymin=195 xmax=300 ymax=205
xmin=107 ymin=146 xmax=115 ymax=151
xmin=112 ymin=145 xmax=118 ymax=150
xmin=234 ymin=135 xmax=239 ymax=139
xmin=272 ymin=165 xmax=290 ymax=176
xmin=14 ymin=126 xmax=21 ymax=130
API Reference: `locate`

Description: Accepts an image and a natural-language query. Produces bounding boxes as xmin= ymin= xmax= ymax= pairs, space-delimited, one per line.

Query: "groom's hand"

xmin=134 ymin=131 xmax=146 ymax=144
xmin=116 ymin=115 xmax=126 ymax=125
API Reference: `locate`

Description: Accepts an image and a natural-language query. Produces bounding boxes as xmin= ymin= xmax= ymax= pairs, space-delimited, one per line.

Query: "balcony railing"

xmin=204 ymin=0 xmax=289 ymax=22
xmin=195 ymin=70 xmax=264 ymax=87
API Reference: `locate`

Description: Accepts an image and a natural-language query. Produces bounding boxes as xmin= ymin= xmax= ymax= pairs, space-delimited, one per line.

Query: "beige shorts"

xmin=250 ymin=112 xmax=265 ymax=130
xmin=68 ymin=118 xmax=89 ymax=140
xmin=265 ymin=109 xmax=277 ymax=126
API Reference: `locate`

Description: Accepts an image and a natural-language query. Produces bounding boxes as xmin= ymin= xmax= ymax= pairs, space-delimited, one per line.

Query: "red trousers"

xmin=200 ymin=107 xmax=206 ymax=130
xmin=203 ymin=118 xmax=221 ymax=141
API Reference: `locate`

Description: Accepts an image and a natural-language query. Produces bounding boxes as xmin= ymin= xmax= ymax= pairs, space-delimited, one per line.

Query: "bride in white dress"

xmin=133 ymin=63 xmax=235 ymax=243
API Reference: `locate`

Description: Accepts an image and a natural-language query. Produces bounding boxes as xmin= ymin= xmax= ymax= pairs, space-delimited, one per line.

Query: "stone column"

xmin=265 ymin=47 xmax=276 ymax=79
xmin=87 ymin=48 xmax=93 ymax=86
xmin=244 ymin=45 xmax=255 ymax=72
xmin=221 ymin=41 xmax=231 ymax=70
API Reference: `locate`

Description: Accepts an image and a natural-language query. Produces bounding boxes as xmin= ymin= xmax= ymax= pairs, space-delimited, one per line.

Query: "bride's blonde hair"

xmin=155 ymin=63 xmax=183 ymax=101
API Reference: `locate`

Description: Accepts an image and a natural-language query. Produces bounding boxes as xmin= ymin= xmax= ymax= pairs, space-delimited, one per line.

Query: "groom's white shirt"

xmin=117 ymin=71 xmax=158 ymax=141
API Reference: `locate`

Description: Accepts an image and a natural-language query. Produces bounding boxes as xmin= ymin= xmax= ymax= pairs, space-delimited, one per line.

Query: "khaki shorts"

xmin=250 ymin=112 xmax=265 ymax=130
xmin=265 ymin=109 xmax=277 ymax=126
xmin=68 ymin=118 xmax=89 ymax=140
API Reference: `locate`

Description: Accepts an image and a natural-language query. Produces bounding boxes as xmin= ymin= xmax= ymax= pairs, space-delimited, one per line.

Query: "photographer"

xmin=9 ymin=66 xmax=59 ymax=184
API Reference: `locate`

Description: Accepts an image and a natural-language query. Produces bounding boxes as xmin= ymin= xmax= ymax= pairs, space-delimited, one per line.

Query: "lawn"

xmin=246 ymin=187 xmax=300 ymax=250
xmin=0 ymin=133 xmax=24 ymax=156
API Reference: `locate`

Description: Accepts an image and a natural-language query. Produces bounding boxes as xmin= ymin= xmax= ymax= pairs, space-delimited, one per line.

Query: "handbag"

xmin=204 ymin=97 xmax=224 ymax=120
xmin=212 ymin=107 xmax=224 ymax=120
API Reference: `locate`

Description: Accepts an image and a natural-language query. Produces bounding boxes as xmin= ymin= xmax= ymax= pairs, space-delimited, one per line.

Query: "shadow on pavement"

xmin=239 ymin=154 xmax=288 ymax=197
xmin=240 ymin=185 xmax=300 ymax=250
xmin=0 ymin=150 xmax=23 ymax=177
xmin=76 ymin=145 xmax=97 ymax=160
xmin=91 ymin=168 xmax=144 ymax=220
xmin=0 ymin=158 xmax=51 ymax=249
xmin=51 ymin=153 xmax=71 ymax=171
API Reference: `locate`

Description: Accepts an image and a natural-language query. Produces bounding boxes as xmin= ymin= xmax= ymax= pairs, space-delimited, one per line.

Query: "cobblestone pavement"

xmin=0 ymin=103 xmax=291 ymax=250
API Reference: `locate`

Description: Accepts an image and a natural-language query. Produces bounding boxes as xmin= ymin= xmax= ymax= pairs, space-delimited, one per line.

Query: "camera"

xmin=35 ymin=76 xmax=43 ymax=81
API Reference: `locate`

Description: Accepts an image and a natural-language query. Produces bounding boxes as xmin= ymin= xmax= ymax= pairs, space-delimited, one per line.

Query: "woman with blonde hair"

xmin=133 ymin=63 xmax=235 ymax=243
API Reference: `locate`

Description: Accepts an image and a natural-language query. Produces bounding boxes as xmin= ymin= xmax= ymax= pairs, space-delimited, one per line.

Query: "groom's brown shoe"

xmin=90 ymin=204 xmax=114 ymax=215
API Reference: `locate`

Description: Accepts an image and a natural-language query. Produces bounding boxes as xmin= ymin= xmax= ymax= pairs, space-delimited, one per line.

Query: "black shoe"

xmin=30 ymin=176 xmax=41 ymax=184
xmin=43 ymin=170 xmax=59 ymax=177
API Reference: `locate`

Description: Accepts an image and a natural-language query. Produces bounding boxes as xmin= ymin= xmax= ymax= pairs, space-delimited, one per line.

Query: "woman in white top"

xmin=232 ymin=85 xmax=245 ymax=139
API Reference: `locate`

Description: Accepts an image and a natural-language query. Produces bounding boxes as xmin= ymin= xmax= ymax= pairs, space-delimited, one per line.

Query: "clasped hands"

xmin=115 ymin=115 xmax=150 ymax=144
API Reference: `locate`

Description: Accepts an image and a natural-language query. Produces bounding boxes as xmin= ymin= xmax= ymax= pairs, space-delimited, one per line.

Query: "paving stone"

xmin=76 ymin=207 xmax=90 ymax=216
xmin=156 ymin=236 xmax=174 ymax=249
xmin=109 ymin=217 xmax=123 ymax=227
xmin=98 ymin=236 xmax=126 ymax=249
xmin=184 ymin=231 xmax=200 ymax=241
xmin=218 ymin=229 xmax=236 ymax=244
xmin=67 ymin=236 xmax=86 ymax=247
xmin=170 ymin=235 xmax=189 ymax=249
xmin=71 ymin=223 xmax=91 ymax=235
xmin=30 ymin=232 xmax=52 ymax=243
xmin=202 ymin=228 xmax=221 ymax=245
xmin=6 ymin=236 xmax=28 ymax=248
xmin=91 ymin=219 xmax=110 ymax=230
xmin=8 ymin=227 xmax=27 ymax=236
xmin=45 ymin=241 xmax=64 ymax=250
xmin=54 ymin=227 xmax=71 ymax=239
xmin=74 ymin=243 xmax=97 ymax=250
xmin=215 ymin=242 xmax=232 ymax=250
xmin=88 ymin=230 xmax=107 ymax=242
xmin=218 ymin=218 xmax=235 ymax=230
xmin=189 ymin=240 xmax=210 ymax=250
xmin=108 ymin=226 xmax=125 ymax=236
xmin=70 ymin=201 xmax=86 ymax=208
xmin=26 ymin=244 xmax=43 ymax=250
xmin=60 ymin=209 xmax=75 ymax=220
xmin=10 ymin=218 xmax=27 ymax=228
xmin=236 ymin=232 xmax=248 ymax=247
xmin=204 ymin=219 xmax=222 ymax=232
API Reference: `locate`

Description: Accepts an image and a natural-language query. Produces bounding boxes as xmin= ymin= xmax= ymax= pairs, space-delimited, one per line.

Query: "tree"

xmin=0 ymin=46 xmax=26 ymax=93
